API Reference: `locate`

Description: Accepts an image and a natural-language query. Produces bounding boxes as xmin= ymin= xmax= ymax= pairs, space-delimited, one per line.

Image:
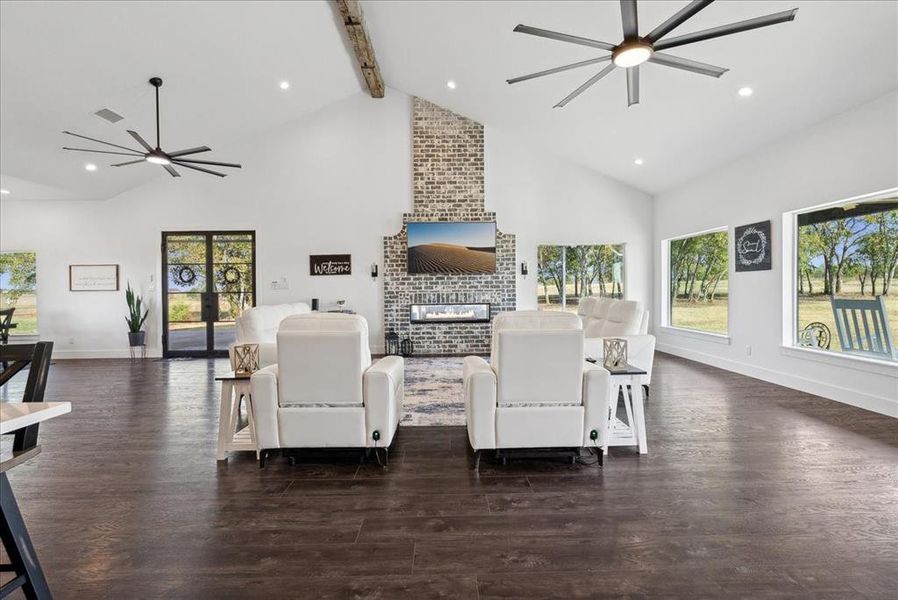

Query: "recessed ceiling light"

xmin=85 ymin=163 xmax=97 ymax=171
xmin=634 ymin=158 xmax=644 ymax=166
xmin=446 ymin=80 xmax=457 ymax=90
xmin=279 ymin=81 xmax=290 ymax=90
xmin=0 ymin=189 xmax=10 ymax=195
xmin=738 ymin=86 xmax=753 ymax=97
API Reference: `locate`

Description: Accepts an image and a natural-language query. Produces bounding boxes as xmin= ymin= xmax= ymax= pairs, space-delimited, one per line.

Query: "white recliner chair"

xmin=231 ymin=302 xmax=311 ymax=368
xmin=463 ymin=310 xmax=613 ymax=467
xmin=250 ymin=313 xmax=403 ymax=466
xmin=579 ymin=297 xmax=656 ymax=389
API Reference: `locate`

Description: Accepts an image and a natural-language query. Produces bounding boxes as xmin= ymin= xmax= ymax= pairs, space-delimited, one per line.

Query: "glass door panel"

xmin=162 ymin=231 xmax=255 ymax=357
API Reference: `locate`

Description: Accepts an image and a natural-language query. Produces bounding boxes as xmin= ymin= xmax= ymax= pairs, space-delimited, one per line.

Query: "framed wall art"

xmin=69 ymin=264 xmax=120 ymax=291
xmin=734 ymin=220 xmax=771 ymax=272
xmin=310 ymin=254 xmax=351 ymax=276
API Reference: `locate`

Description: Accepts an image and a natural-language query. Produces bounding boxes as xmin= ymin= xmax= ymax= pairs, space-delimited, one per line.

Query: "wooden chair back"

xmin=0 ymin=342 xmax=54 ymax=452
xmin=830 ymin=296 xmax=895 ymax=360
xmin=0 ymin=308 xmax=14 ymax=344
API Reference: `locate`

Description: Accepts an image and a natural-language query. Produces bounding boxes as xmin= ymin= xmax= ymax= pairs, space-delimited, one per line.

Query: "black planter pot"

xmin=128 ymin=331 xmax=146 ymax=347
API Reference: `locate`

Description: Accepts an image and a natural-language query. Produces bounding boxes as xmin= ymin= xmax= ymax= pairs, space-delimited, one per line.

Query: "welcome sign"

xmin=310 ymin=254 xmax=352 ymax=276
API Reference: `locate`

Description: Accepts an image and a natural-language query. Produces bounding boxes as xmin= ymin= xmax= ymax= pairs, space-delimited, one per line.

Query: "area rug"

xmin=401 ymin=356 xmax=468 ymax=426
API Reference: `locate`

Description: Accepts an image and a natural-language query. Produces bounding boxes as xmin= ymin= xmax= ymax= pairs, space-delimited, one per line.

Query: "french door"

xmin=162 ymin=231 xmax=256 ymax=358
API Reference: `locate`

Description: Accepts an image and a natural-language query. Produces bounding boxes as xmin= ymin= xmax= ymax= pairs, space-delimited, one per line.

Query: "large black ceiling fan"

xmin=507 ymin=0 xmax=798 ymax=107
xmin=62 ymin=77 xmax=241 ymax=177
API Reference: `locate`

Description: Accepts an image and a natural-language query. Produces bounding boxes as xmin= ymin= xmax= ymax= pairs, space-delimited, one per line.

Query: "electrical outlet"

xmin=746 ymin=345 xmax=752 ymax=356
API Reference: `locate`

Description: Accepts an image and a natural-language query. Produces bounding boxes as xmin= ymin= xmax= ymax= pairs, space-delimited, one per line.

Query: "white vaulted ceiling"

xmin=1 ymin=1 xmax=896 ymax=201
xmin=0 ymin=0 xmax=361 ymax=201
xmin=364 ymin=0 xmax=897 ymax=194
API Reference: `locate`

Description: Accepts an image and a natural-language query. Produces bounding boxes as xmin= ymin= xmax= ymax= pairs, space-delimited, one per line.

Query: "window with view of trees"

xmin=668 ymin=230 xmax=729 ymax=335
xmin=537 ymin=244 xmax=624 ymax=312
xmin=0 ymin=251 xmax=38 ymax=335
xmin=795 ymin=196 xmax=897 ymax=359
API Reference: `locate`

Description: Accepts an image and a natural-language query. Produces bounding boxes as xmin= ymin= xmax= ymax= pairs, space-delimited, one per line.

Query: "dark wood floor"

xmin=2 ymin=353 xmax=897 ymax=599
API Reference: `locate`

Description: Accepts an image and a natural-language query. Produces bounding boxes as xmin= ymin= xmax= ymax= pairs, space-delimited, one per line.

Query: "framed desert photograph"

xmin=406 ymin=221 xmax=496 ymax=274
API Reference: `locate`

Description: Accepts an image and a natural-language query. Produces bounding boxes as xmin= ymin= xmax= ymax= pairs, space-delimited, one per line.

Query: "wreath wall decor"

xmin=735 ymin=220 xmax=772 ymax=272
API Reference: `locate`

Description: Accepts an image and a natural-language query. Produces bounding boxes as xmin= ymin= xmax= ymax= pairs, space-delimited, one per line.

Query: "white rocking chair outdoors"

xmin=830 ymin=295 xmax=896 ymax=361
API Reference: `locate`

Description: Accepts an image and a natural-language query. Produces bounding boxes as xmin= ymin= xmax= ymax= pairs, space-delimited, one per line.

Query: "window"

xmin=0 ymin=251 xmax=38 ymax=335
xmin=667 ymin=229 xmax=728 ymax=335
xmin=537 ymin=244 xmax=624 ymax=313
xmin=792 ymin=191 xmax=897 ymax=361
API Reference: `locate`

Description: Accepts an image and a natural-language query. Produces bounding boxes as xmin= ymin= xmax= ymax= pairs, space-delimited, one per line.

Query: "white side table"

xmin=215 ymin=372 xmax=258 ymax=461
xmin=591 ymin=361 xmax=648 ymax=455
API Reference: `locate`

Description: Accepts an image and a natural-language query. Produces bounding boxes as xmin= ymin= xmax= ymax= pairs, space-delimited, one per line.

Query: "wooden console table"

xmin=587 ymin=359 xmax=648 ymax=455
xmin=215 ymin=372 xmax=258 ymax=461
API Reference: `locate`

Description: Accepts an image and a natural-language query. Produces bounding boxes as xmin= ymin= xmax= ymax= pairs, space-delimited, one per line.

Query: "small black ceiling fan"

xmin=62 ymin=77 xmax=241 ymax=177
xmin=507 ymin=0 xmax=798 ymax=108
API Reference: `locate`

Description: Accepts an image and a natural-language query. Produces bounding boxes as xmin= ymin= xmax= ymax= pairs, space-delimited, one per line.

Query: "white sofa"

xmin=577 ymin=297 xmax=656 ymax=387
xmin=463 ymin=310 xmax=613 ymax=464
xmin=231 ymin=302 xmax=311 ymax=368
xmin=250 ymin=313 xmax=403 ymax=466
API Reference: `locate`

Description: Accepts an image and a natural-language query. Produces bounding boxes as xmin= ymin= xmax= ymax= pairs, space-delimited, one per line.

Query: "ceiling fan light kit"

xmin=508 ymin=0 xmax=798 ymax=108
xmin=62 ymin=76 xmax=242 ymax=177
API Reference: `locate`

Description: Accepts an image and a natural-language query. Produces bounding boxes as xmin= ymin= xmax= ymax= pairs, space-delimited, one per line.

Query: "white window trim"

xmin=780 ymin=345 xmax=898 ymax=377
xmin=660 ymin=225 xmax=730 ymax=337
xmin=659 ymin=325 xmax=731 ymax=345
xmin=782 ymin=186 xmax=898 ymax=367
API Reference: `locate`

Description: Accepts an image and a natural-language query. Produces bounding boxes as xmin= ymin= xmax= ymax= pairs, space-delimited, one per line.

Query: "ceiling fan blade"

xmin=171 ymin=158 xmax=242 ymax=169
xmin=654 ymin=8 xmax=798 ymax=51
xmin=645 ymin=0 xmax=714 ymax=43
xmin=62 ymin=131 xmax=143 ymax=154
xmin=127 ymin=130 xmax=154 ymax=152
xmin=507 ymin=56 xmax=612 ymax=85
xmin=171 ymin=161 xmax=226 ymax=177
xmin=163 ymin=164 xmax=181 ymax=178
xmin=513 ymin=25 xmax=616 ymax=51
xmin=167 ymin=146 xmax=211 ymax=158
xmin=554 ymin=63 xmax=617 ymax=108
xmin=110 ymin=159 xmax=146 ymax=167
xmin=62 ymin=147 xmax=144 ymax=157
xmin=649 ymin=52 xmax=728 ymax=77
xmin=627 ymin=66 xmax=640 ymax=106
xmin=620 ymin=0 xmax=639 ymax=39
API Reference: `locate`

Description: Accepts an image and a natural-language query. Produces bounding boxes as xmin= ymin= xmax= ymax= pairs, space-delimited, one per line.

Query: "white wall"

xmin=1 ymin=89 xmax=653 ymax=357
xmin=653 ymin=92 xmax=898 ymax=418
xmin=485 ymin=129 xmax=653 ymax=311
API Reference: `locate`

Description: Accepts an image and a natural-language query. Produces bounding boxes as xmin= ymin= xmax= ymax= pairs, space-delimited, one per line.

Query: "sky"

xmin=407 ymin=222 xmax=496 ymax=249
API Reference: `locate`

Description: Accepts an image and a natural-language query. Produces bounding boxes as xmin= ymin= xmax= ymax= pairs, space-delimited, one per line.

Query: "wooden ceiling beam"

xmin=333 ymin=0 xmax=385 ymax=98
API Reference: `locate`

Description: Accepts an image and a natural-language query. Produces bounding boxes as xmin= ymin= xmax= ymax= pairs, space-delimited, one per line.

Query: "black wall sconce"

xmin=370 ymin=263 xmax=379 ymax=278
xmin=520 ymin=261 xmax=529 ymax=276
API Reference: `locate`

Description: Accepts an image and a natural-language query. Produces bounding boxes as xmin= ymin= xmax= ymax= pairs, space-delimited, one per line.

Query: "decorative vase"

xmin=128 ymin=331 xmax=146 ymax=347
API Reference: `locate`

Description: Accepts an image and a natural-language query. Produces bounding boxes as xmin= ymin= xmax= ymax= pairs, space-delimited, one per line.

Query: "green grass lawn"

xmin=1 ymin=293 xmax=38 ymax=335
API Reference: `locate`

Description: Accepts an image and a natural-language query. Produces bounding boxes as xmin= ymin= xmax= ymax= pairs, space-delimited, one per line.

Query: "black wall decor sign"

xmin=310 ymin=254 xmax=352 ymax=276
xmin=735 ymin=220 xmax=772 ymax=272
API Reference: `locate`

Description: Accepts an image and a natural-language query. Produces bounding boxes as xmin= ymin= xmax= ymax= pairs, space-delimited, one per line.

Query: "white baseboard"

xmin=656 ymin=343 xmax=898 ymax=419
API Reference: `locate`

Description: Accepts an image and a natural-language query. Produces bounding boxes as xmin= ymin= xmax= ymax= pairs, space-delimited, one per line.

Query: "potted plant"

xmin=125 ymin=282 xmax=149 ymax=347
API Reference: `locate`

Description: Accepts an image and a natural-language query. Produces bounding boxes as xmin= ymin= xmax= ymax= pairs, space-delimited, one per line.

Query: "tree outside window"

xmin=796 ymin=200 xmax=898 ymax=357
xmin=0 ymin=251 xmax=38 ymax=334
xmin=537 ymin=244 xmax=624 ymax=312
xmin=668 ymin=230 xmax=729 ymax=334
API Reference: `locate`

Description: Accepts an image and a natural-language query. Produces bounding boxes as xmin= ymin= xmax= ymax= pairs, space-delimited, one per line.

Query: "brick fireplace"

xmin=382 ymin=98 xmax=516 ymax=355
